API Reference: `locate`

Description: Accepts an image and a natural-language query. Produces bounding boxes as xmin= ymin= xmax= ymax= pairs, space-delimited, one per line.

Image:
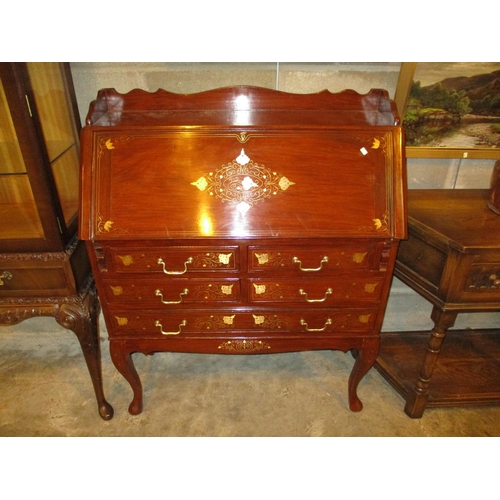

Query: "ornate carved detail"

xmin=0 ymin=306 xmax=56 ymax=325
xmin=0 ymin=235 xmax=79 ymax=261
xmin=0 ymin=275 xmax=94 ymax=307
xmin=217 ymin=340 xmax=271 ymax=352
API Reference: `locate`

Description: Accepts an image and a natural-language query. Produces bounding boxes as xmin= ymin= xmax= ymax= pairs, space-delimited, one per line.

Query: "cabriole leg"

xmin=109 ymin=341 xmax=143 ymax=415
xmin=56 ymin=287 xmax=113 ymax=420
xmin=348 ymin=338 xmax=379 ymax=412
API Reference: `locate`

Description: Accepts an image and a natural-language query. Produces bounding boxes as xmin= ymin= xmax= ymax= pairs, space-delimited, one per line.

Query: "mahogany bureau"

xmin=79 ymin=86 xmax=407 ymax=415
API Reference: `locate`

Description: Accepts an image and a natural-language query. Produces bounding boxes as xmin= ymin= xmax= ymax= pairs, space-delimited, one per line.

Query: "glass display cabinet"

xmin=0 ymin=62 xmax=112 ymax=420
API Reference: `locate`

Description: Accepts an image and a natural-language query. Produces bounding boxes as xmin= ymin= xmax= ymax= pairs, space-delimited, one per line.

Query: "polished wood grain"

xmin=80 ymin=86 xmax=407 ymax=415
xmin=0 ymin=63 xmax=112 ymax=420
xmin=375 ymin=188 xmax=500 ymax=418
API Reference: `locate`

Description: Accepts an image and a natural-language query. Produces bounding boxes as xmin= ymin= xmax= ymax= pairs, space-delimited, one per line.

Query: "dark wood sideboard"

xmin=375 ymin=188 xmax=500 ymax=418
xmin=79 ymin=86 xmax=407 ymax=415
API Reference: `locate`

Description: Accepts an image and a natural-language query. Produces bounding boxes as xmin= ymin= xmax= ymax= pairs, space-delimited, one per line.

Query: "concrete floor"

xmin=1 ymin=312 xmax=500 ymax=437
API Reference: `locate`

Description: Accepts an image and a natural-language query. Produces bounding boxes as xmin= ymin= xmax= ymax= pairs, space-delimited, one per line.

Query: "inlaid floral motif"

xmin=191 ymin=149 xmax=295 ymax=215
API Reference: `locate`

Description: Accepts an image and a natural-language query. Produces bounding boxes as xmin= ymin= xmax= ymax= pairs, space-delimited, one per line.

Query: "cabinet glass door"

xmin=0 ymin=75 xmax=45 ymax=240
xmin=26 ymin=62 xmax=80 ymax=226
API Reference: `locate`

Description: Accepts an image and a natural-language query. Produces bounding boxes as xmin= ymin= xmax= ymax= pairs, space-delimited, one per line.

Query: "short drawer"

xmin=102 ymin=278 xmax=241 ymax=305
xmin=107 ymin=308 xmax=378 ymax=338
xmin=108 ymin=246 xmax=239 ymax=274
xmin=462 ymin=264 xmax=500 ymax=303
xmin=248 ymin=241 xmax=384 ymax=273
xmin=248 ymin=277 xmax=384 ymax=304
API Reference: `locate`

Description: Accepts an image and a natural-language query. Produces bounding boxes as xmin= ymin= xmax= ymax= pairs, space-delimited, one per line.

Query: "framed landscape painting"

xmin=395 ymin=62 xmax=500 ymax=158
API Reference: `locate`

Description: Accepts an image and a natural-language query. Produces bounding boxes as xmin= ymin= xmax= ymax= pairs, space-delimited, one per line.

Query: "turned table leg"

xmin=404 ymin=307 xmax=458 ymax=418
xmin=56 ymin=285 xmax=113 ymax=421
xmin=109 ymin=341 xmax=143 ymax=415
xmin=348 ymin=338 xmax=379 ymax=412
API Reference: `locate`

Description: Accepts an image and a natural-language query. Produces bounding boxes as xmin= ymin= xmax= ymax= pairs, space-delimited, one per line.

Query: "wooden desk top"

xmin=407 ymin=189 xmax=500 ymax=252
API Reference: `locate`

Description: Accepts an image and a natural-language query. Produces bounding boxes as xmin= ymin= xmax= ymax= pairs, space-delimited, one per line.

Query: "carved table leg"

xmin=348 ymin=338 xmax=379 ymax=412
xmin=404 ymin=307 xmax=458 ymax=418
xmin=109 ymin=341 xmax=143 ymax=415
xmin=56 ymin=286 xmax=113 ymax=421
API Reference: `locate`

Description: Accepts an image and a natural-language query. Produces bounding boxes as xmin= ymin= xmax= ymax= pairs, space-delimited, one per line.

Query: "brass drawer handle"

xmin=155 ymin=288 xmax=189 ymax=304
xmin=490 ymin=274 xmax=500 ymax=286
xmin=293 ymin=256 xmax=328 ymax=272
xmin=300 ymin=318 xmax=332 ymax=332
xmin=157 ymin=257 xmax=193 ymax=275
xmin=155 ymin=319 xmax=187 ymax=335
xmin=298 ymin=287 xmax=333 ymax=303
xmin=0 ymin=271 xmax=13 ymax=286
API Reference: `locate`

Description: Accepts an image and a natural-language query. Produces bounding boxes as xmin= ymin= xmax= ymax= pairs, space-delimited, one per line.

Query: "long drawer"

xmin=107 ymin=308 xmax=379 ymax=338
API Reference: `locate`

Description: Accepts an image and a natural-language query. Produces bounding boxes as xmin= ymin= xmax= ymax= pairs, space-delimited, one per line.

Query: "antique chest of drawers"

xmin=375 ymin=189 xmax=500 ymax=418
xmin=79 ymin=86 xmax=407 ymax=415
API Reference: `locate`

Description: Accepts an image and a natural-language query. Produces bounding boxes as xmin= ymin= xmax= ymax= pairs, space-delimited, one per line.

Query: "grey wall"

xmin=70 ymin=62 xmax=500 ymax=332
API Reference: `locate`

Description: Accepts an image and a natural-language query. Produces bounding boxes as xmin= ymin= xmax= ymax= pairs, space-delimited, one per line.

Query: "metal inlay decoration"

xmin=118 ymin=255 xmax=134 ymax=266
xmin=218 ymin=340 xmax=271 ymax=352
xmin=191 ymin=149 xmax=295 ymax=215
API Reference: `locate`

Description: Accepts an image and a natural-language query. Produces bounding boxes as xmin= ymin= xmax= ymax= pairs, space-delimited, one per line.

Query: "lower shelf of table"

xmin=375 ymin=329 xmax=500 ymax=408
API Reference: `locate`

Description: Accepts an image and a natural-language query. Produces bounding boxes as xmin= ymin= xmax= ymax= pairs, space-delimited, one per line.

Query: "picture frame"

xmin=394 ymin=62 xmax=500 ymax=159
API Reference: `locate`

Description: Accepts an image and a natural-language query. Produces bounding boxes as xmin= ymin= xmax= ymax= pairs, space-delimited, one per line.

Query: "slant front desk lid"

xmin=79 ymin=86 xmax=406 ymax=240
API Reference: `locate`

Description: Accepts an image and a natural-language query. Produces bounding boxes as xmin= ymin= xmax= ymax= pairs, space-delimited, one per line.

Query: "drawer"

xmin=108 ymin=246 xmax=239 ymax=274
xmin=248 ymin=241 xmax=384 ymax=273
xmin=0 ymin=261 xmax=74 ymax=297
xmin=107 ymin=308 xmax=378 ymax=338
xmin=462 ymin=264 xmax=500 ymax=302
xmin=248 ymin=277 xmax=384 ymax=304
xmin=102 ymin=278 xmax=241 ymax=305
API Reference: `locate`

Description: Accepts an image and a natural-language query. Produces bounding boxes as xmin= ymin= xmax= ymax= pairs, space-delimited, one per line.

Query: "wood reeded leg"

xmin=404 ymin=307 xmax=457 ymax=418
xmin=109 ymin=341 xmax=143 ymax=415
xmin=56 ymin=285 xmax=114 ymax=420
xmin=348 ymin=338 xmax=379 ymax=412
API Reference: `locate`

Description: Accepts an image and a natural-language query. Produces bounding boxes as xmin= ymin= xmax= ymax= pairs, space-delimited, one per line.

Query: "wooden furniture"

xmin=79 ymin=86 xmax=407 ymax=415
xmin=0 ymin=62 xmax=112 ymax=420
xmin=375 ymin=189 xmax=500 ymax=418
